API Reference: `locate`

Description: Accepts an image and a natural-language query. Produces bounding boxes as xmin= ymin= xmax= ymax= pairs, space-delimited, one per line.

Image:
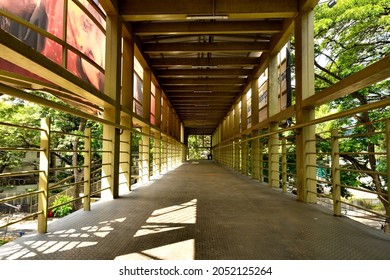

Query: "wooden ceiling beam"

xmin=133 ymin=21 xmax=284 ymax=36
xmin=163 ymin=85 xmax=242 ymax=92
xmin=156 ymin=68 xmax=253 ymax=77
xmin=120 ymin=0 xmax=298 ymax=21
xmin=143 ymin=42 xmax=270 ymax=53
xmin=160 ymin=78 xmax=245 ymax=85
xmin=151 ymin=57 xmax=260 ymax=67
xmin=167 ymin=92 xmax=237 ymax=97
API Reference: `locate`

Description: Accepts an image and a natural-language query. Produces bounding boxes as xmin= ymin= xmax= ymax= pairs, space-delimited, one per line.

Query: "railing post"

xmin=252 ymin=131 xmax=259 ymax=180
xmin=38 ymin=117 xmax=50 ymax=233
xmin=282 ymin=137 xmax=287 ymax=193
xmin=331 ymin=129 xmax=342 ymax=216
xmin=269 ymin=123 xmax=279 ymax=188
xmin=259 ymin=141 xmax=264 ymax=182
xmin=83 ymin=128 xmax=91 ymax=211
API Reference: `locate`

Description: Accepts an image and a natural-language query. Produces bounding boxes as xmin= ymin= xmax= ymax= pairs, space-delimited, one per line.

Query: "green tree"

xmin=188 ymin=135 xmax=211 ymax=159
xmin=0 ymin=97 xmax=41 ymax=173
xmin=314 ymin=0 xmax=390 ymax=231
xmin=0 ymin=94 xmax=103 ymax=210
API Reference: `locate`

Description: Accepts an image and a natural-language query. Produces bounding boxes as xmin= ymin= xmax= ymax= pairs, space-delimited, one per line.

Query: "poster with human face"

xmin=0 ymin=0 xmax=105 ymax=91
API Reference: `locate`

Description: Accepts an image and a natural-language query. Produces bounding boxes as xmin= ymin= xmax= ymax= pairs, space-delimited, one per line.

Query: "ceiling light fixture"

xmin=193 ymin=90 xmax=212 ymax=93
xmin=186 ymin=15 xmax=228 ymax=20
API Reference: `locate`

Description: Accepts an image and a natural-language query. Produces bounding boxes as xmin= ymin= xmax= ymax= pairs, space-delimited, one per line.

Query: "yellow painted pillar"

xmin=121 ymin=36 xmax=134 ymax=191
xmin=242 ymin=136 xmax=248 ymax=175
xmin=295 ymin=8 xmax=317 ymax=203
xmin=120 ymin=117 xmax=131 ymax=191
xmin=252 ymin=130 xmax=260 ymax=180
xmin=154 ymin=133 xmax=161 ymax=176
xmin=331 ymin=130 xmax=341 ymax=216
xmin=268 ymin=53 xmax=280 ymax=188
xmin=38 ymin=117 xmax=50 ymax=233
xmin=259 ymin=140 xmax=264 ymax=182
xmin=251 ymin=79 xmax=260 ymax=180
xmin=102 ymin=14 xmax=122 ymax=199
xmin=83 ymin=128 xmax=91 ymax=211
xmin=281 ymin=137 xmax=287 ymax=193
xmin=141 ymin=126 xmax=150 ymax=184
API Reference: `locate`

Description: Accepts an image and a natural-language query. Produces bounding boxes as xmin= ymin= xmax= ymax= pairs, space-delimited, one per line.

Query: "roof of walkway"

xmin=100 ymin=0 xmax=316 ymax=135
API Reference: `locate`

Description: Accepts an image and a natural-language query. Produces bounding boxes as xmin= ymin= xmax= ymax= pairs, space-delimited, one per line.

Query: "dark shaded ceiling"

xmin=115 ymin=0 xmax=305 ymax=135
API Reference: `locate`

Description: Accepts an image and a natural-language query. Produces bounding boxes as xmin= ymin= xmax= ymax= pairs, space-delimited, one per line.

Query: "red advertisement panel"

xmin=0 ymin=0 xmax=105 ymax=91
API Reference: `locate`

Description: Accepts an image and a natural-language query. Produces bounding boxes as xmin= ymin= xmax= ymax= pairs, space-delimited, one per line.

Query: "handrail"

xmin=0 ymin=211 xmax=42 ymax=229
xmin=0 ymin=170 xmax=43 ymax=178
xmin=0 ymin=190 xmax=43 ymax=204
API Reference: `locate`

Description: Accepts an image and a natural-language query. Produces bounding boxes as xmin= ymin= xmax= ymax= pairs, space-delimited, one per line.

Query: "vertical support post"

xmin=38 ymin=117 xmax=50 ymax=234
xmin=268 ymin=124 xmax=280 ymax=188
xmin=102 ymin=14 xmax=122 ymax=199
xmin=143 ymin=68 xmax=151 ymax=121
xmin=83 ymin=128 xmax=91 ymax=211
xmin=259 ymin=141 xmax=264 ymax=182
xmin=282 ymin=137 xmax=287 ymax=193
xmin=122 ymin=37 xmax=134 ymax=191
xmin=154 ymin=133 xmax=161 ymax=176
xmin=331 ymin=129 xmax=341 ymax=216
xmin=251 ymin=76 xmax=260 ymax=180
xmin=242 ymin=136 xmax=248 ymax=175
xmin=268 ymin=53 xmax=280 ymax=188
xmin=295 ymin=7 xmax=317 ymax=203
xmin=141 ymin=126 xmax=150 ymax=183
xmin=120 ymin=119 xmax=131 ymax=192
xmin=162 ymin=135 xmax=167 ymax=173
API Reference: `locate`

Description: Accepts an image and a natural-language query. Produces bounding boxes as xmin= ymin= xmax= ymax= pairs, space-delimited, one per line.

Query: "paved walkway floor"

xmin=1 ymin=160 xmax=390 ymax=260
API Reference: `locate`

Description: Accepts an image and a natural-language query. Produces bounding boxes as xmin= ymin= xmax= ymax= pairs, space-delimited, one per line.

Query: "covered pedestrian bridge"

xmin=0 ymin=0 xmax=390 ymax=259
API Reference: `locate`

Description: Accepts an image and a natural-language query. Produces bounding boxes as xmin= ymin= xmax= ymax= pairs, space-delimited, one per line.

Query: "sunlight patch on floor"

xmin=115 ymin=239 xmax=195 ymax=260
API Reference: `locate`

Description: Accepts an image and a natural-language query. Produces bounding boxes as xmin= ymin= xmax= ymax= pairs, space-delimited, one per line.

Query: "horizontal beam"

xmin=143 ymin=42 xmax=270 ymax=53
xmin=163 ymin=85 xmax=242 ymax=92
xmin=156 ymin=68 xmax=253 ymax=77
xmin=120 ymin=0 xmax=298 ymax=21
xmin=160 ymin=78 xmax=245 ymax=85
xmin=167 ymin=92 xmax=237 ymax=97
xmin=133 ymin=20 xmax=284 ymax=35
xmin=151 ymin=57 xmax=261 ymax=67
xmin=170 ymin=98 xmax=235 ymax=103
xmin=302 ymin=55 xmax=390 ymax=109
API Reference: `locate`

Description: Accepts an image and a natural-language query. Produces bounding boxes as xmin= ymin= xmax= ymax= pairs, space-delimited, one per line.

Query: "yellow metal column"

xmin=154 ymin=133 xmax=161 ymax=176
xmin=331 ymin=130 xmax=341 ymax=216
xmin=121 ymin=37 xmax=134 ymax=191
xmin=295 ymin=8 xmax=317 ymax=203
xmin=141 ymin=126 xmax=150 ymax=184
xmin=252 ymin=131 xmax=260 ymax=180
xmin=242 ymin=136 xmax=248 ymax=175
xmin=38 ymin=117 xmax=50 ymax=233
xmin=251 ymin=78 xmax=260 ymax=180
xmin=83 ymin=128 xmax=91 ymax=211
xmin=161 ymin=135 xmax=166 ymax=173
xmin=268 ymin=54 xmax=280 ymax=188
xmin=102 ymin=14 xmax=122 ymax=199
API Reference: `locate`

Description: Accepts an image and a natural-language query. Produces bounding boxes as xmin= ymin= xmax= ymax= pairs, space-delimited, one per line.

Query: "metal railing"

xmin=212 ymin=116 xmax=390 ymax=231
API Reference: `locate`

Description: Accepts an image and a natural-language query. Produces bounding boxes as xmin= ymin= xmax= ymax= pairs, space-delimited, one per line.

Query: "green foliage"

xmin=312 ymin=0 xmax=389 ymax=216
xmin=51 ymin=195 xmax=73 ymax=217
xmin=0 ymin=96 xmax=41 ymax=172
xmin=188 ymin=135 xmax=211 ymax=159
xmin=0 ymin=240 xmax=8 ymax=246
